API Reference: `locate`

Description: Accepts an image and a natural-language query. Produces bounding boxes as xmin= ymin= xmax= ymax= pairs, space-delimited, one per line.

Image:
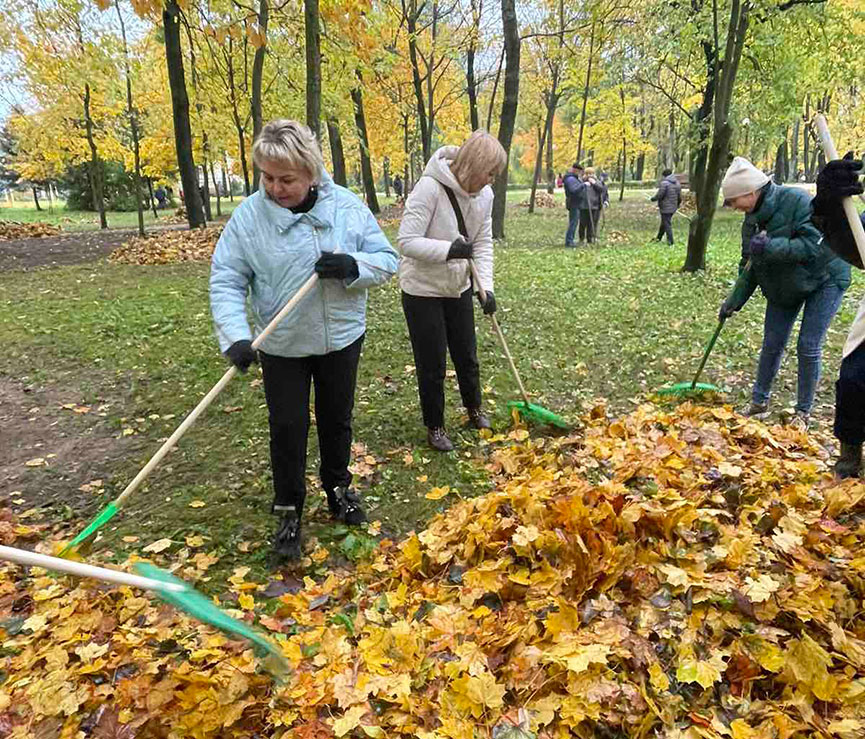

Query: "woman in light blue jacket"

xmin=210 ymin=119 xmax=398 ymax=562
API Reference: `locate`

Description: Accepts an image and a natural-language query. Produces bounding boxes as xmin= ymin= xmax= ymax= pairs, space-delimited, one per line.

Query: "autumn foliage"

xmin=108 ymin=227 xmax=223 ymax=265
xmin=2 ymin=403 xmax=865 ymax=737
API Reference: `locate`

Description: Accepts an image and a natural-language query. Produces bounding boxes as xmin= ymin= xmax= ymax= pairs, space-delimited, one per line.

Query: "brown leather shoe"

xmin=427 ymin=426 xmax=454 ymax=452
xmin=466 ymin=408 xmax=492 ymax=430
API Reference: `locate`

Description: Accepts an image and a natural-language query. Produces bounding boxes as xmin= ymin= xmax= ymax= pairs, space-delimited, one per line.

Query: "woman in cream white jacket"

xmin=397 ymin=131 xmax=507 ymax=451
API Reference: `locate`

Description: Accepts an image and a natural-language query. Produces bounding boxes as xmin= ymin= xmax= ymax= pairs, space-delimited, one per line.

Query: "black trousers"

xmin=835 ymin=341 xmax=865 ymax=445
xmin=656 ymin=212 xmax=674 ymax=244
xmin=579 ymin=209 xmax=600 ymax=242
xmin=259 ymin=335 xmax=364 ymax=514
xmin=402 ymin=289 xmax=482 ymax=428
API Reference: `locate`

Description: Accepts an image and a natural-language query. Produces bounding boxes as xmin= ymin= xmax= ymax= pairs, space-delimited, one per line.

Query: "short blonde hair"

xmin=253 ymin=119 xmax=324 ymax=181
xmin=585 ymin=167 xmax=596 ymax=176
xmin=450 ymin=131 xmax=507 ymax=188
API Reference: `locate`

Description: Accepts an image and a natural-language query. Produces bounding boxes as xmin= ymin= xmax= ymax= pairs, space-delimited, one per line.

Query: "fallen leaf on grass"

xmin=24 ymin=458 xmax=46 ymax=467
xmin=425 ymin=486 xmax=451 ymax=500
xmin=188 ymin=500 xmax=206 ymax=508
xmin=142 ymin=538 xmax=172 ymax=554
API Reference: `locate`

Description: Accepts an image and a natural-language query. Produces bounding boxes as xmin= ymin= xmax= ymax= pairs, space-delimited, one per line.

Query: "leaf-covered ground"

xmin=2 ymin=403 xmax=865 ymax=737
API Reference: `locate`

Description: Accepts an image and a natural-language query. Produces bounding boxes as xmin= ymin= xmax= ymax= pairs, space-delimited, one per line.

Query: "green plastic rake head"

xmin=134 ymin=562 xmax=290 ymax=680
xmin=508 ymin=400 xmax=570 ymax=430
xmin=655 ymin=381 xmax=723 ymax=398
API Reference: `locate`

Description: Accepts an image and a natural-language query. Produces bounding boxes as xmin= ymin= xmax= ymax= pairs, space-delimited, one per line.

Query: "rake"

xmin=61 ymin=270 xmax=322 ymax=556
xmin=0 ymin=544 xmax=289 ymax=679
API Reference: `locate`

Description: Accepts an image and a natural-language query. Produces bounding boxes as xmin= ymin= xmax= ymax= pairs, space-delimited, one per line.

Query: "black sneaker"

xmin=273 ymin=510 xmax=302 ymax=560
xmin=332 ymin=486 xmax=367 ymax=526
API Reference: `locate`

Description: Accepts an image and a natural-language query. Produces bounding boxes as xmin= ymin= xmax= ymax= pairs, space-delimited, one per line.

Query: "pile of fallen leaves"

xmin=109 ymin=227 xmax=223 ymax=265
xmin=3 ymin=403 xmax=865 ymax=738
xmin=0 ymin=219 xmax=61 ymax=240
xmin=519 ymin=193 xmax=558 ymax=209
xmin=679 ymin=192 xmax=697 ymax=217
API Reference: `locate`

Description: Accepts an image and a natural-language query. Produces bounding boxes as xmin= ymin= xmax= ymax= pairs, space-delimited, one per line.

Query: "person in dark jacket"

xmin=578 ymin=167 xmax=607 ymax=244
xmin=650 ymin=169 xmax=682 ymax=245
xmin=562 ymin=163 xmax=584 ymax=247
xmin=718 ymin=156 xmax=851 ymax=429
xmin=393 ymin=175 xmax=404 ymax=200
xmin=811 ymin=153 xmax=865 ymax=477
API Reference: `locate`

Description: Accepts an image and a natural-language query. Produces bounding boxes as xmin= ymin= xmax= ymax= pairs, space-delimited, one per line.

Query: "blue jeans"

xmin=565 ymin=208 xmax=580 ymax=246
xmin=752 ymin=281 xmax=846 ymax=414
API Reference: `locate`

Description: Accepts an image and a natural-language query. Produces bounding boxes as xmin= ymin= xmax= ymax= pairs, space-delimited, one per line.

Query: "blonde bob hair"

xmin=252 ymin=119 xmax=325 ymax=182
xmin=449 ymin=131 xmax=507 ymax=189
xmin=585 ymin=167 xmax=596 ymax=176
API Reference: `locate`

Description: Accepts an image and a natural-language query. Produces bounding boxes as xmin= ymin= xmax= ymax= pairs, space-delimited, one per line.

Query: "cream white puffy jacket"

xmin=397 ymin=146 xmax=494 ymax=298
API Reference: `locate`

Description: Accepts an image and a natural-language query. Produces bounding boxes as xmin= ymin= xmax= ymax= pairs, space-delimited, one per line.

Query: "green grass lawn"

xmin=0 ymin=197 xmax=242 ymax=231
xmin=0 ymin=189 xmax=860 ymax=586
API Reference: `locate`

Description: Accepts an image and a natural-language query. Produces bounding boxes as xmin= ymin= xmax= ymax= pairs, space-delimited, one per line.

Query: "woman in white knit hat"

xmin=718 ymin=156 xmax=851 ymax=429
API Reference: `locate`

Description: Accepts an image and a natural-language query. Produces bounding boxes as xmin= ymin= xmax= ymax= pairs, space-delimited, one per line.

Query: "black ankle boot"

xmin=273 ymin=509 xmax=302 ymax=560
xmin=836 ymin=442 xmax=863 ymax=479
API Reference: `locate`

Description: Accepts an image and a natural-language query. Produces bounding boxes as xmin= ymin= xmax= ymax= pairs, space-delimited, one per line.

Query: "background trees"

xmin=0 ymin=0 xmax=863 ymax=263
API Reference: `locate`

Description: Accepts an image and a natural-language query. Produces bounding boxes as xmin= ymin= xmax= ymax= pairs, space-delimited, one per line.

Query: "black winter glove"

xmin=746 ymin=231 xmax=770 ymax=259
xmin=718 ymin=298 xmax=737 ymax=321
xmin=225 ymin=339 xmax=257 ymax=373
xmin=477 ymin=290 xmax=496 ymax=315
xmin=315 ymin=252 xmax=359 ymax=280
xmin=446 ymin=237 xmax=473 ymax=260
xmin=813 ymin=152 xmax=864 ymax=220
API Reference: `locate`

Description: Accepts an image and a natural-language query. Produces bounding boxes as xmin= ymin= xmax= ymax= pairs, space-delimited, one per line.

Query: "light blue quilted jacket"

xmin=209 ymin=172 xmax=398 ymax=357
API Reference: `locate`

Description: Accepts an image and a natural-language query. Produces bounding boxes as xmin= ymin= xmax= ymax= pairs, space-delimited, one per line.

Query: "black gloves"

xmin=813 ymin=152 xmax=864 ymax=219
xmin=226 ymin=340 xmax=257 ymax=373
xmin=447 ymin=237 xmax=473 ymax=260
xmin=477 ymin=290 xmax=496 ymax=315
xmin=718 ymin=298 xmax=737 ymax=321
xmin=315 ymin=252 xmax=359 ymax=280
xmin=746 ymin=231 xmax=770 ymax=258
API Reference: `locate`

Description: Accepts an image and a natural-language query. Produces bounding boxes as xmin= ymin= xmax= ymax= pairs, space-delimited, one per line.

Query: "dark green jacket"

xmin=734 ymin=183 xmax=851 ymax=309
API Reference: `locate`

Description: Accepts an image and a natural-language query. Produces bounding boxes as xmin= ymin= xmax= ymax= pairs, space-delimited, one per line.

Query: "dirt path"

xmin=0 ymin=373 xmax=141 ymax=520
xmin=0 ymin=224 xmax=190 ymax=272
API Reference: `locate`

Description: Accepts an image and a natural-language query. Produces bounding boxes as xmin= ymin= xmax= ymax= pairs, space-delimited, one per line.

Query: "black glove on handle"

xmin=477 ymin=290 xmax=496 ymax=315
xmin=812 ymin=152 xmax=865 ymax=269
xmin=226 ymin=340 xmax=257 ymax=373
xmin=447 ymin=237 xmax=473 ymax=260
xmin=315 ymin=252 xmax=359 ymax=280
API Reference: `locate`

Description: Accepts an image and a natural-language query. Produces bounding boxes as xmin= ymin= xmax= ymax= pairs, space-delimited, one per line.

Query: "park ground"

xmin=0 ymin=188 xmax=861 ymax=588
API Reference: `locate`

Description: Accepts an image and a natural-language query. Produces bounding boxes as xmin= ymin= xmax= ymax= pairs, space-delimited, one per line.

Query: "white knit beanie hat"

xmin=722 ymin=156 xmax=770 ymax=203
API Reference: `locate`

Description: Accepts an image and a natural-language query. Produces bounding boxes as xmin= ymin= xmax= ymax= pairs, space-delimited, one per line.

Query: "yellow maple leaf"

xmin=333 ymin=705 xmax=367 ymax=737
xmin=238 ymin=592 xmax=255 ymax=611
xmin=649 ymin=662 xmax=670 ymax=691
xmin=449 ymin=671 xmax=505 ymax=718
xmin=426 ymin=485 xmax=451 ymax=500
xmin=786 ymin=634 xmax=837 ymax=701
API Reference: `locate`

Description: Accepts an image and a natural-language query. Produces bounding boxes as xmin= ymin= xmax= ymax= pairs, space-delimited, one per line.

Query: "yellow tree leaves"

xmin=3 ymin=402 xmax=865 ymax=737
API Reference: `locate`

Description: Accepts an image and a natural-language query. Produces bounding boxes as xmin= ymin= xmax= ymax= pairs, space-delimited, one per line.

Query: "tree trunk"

xmin=251 ymin=0 xmax=269 ymax=191
xmin=32 ymin=186 xmax=41 ymax=211
xmin=82 ymin=84 xmax=108 ymax=229
xmin=635 ymin=152 xmax=645 ymax=181
xmin=485 ymin=46 xmax=505 ymax=133
xmin=351 ymin=76 xmax=379 ymax=214
xmin=491 ymin=0 xmax=520 ymax=239
xmin=683 ymin=0 xmax=750 ymax=272
xmin=146 ymin=176 xmax=158 ymax=218
xmin=232 ymin=116 xmax=251 ymax=196
xmin=221 ymin=155 xmax=231 ymax=201
xmin=425 ymin=0 xmax=438 ymax=160
xmin=210 ymin=161 xmax=222 ymax=217
xmin=383 ymin=157 xmax=391 ymax=197
xmin=529 ymin=88 xmax=557 ymax=213
xmin=327 ymin=118 xmax=347 ymax=186
xmin=163 ymin=0 xmax=204 ymax=228
xmin=115 ymin=0 xmax=144 ymax=236
xmin=200 ymin=150 xmax=212 ymax=221
xmin=620 ymin=84 xmax=627 ymax=202
xmin=466 ymin=0 xmax=481 ymax=131
xmin=402 ymin=113 xmax=411 ymax=191
xmin=546 ymin=120 xmax=554 ymax=194
xmin=304 ymin=0 xmax=321 ymax=138
xmin=790 ymin=117 xmax=800 ymax=180
xmin=576 ymin=21 xmax=596 ymax=165
xmin=405 ymin=0 xmax=429 ymax=163
xmin=774 ymin=142 xmax=785 ymax=183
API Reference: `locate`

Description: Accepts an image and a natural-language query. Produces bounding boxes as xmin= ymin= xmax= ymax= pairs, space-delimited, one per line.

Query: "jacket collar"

xmin=258 ymin=170 xmax=337 ymax=232
xmin=747 ymin=183 xmax=776 ymax=227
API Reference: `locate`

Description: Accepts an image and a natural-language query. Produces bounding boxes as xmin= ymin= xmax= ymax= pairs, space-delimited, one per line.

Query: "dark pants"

xmin=402 ymin=289 xmax=482 ymax=428
xmin=656 ymin=212 xmax=674 ymax=244
xmin=259 ymin=335 xmax=364 ymax=514
xmin=579 ymin=209 xmax=600 ymax=242
xmin=565 ymin=208 xmax=580 ymax=246
xmin=835 ymin=341 xmax=865 ymax=445
xmin=752 ymin=281 xmax=845 ymax=414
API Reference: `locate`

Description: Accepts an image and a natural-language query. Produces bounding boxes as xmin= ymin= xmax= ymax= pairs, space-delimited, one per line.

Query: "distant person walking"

xmin=562 ymin=163 xmax=584 ymax=248
xmin=650 ymin=169 xmax=682 ymax=245
xmin=578 ymin=167 xmax=607 ymax=245
xmin=393 ymin=174 xmax=404 ymax=200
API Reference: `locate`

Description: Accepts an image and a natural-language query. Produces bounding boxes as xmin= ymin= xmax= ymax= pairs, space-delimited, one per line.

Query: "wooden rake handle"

xmin=468 ymin=260 xmax=531 ymax=406
xmin=113 ymin=272 xmax=320 ymax=509
xmin=814 ymin=115 xmax=865 ymax=268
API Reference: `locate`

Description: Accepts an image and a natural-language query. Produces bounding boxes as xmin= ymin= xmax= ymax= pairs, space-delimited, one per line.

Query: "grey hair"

xmin=252 ymin=119 xmax=324 ymax=182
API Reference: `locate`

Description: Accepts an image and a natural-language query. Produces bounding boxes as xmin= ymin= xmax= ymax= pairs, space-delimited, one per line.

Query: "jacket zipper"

xmin=313 ymin=226 xmax=329 ymax=351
